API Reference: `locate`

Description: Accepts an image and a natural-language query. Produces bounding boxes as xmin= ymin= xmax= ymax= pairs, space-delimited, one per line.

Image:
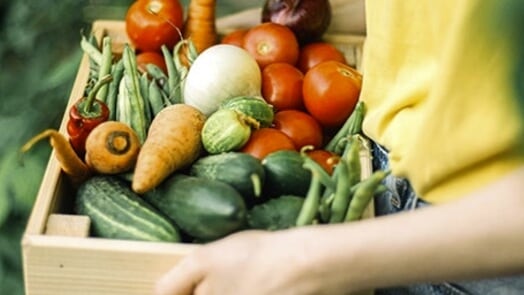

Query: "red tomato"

xmin=243 ymin=22 xmax=300 ymax=69
xmin=261 ymin=63 xmax=304 ymax=111
xmin=125 ymin=0 xmax=184 ymax=52
xmin=303 ymin=61 xmax=362 ymax=128
xmin=298 ymin=42 xmax=347 ymax=73
xmin=136 ymin=51 xmax=168 ymax=74
xmin=272 ymin=110 xmax=323 ymax=150
xmin=240 ymin=128 xmax=296 ymax=160
xmin=221 ymin=28 xmax=249 ymax=47
xmin=306 ymin=149 xmax=340 ymax=175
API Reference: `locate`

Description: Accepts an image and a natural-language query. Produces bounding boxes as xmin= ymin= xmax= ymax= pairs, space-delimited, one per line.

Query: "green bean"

xmin=106 ymin=59 xmax=124 ymax=120
xmin=346 ymin=102 xmax=366 ymax=136
xmin=122 ymin=45 xmax=148 ymax=143
xmin=161 ymin=45 xmax=182 ymax=104
xmin=344 ymin=136 xmax=362 ymax=187
xmin=145 ymin=63 xmax=170 ymax=95
xmin=172 ymin=40 xmax=193 ymax=102
xmin=302 ymin=154 xmax=336 ymax=192
xmin=374 ymin=184 xmax=389 ymax=196
xmin=173 ymin=41 xmax=188 ymax=73
xmin=346 ymin=178 xmax=388 ymax=198
xmin=345 ymin=169 xmax=389 ymax=222
xmin=88 ymin=63 xmax=100 ymax=84
xmin=139 ymin=72 xmax=152 ymax=125
xmin=80 ymin=33 xmax=103 ymax=66
xmin=174 ymin=66 xmax=187 ymax=102
xmin=319 ymin=192 xmax=334 ymax=222
xmin=325 ymin=101 xmax=366 ymax=155
xmin=186 ymin=39 xmax=199 ymax=64
xmin=83 ymin=34 xmax=101 ymax=94
xmin=318 ymin=152 xmax=343 ymax=222
xmin=148 ymin=80 xmax=166 ymax=116
xmin=329 ymin=160 xmax=353 ymax=223
xmin=296 ymin=170 xmax=323 ymax=226
xmin=116 ymin=78 xmax=131 ymax=126
xmin=96 ymin=36 xmax=113 ymax=102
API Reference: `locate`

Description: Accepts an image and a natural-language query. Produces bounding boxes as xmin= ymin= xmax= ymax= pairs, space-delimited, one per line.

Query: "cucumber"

xmin=144 ymin=174 xmax=247 ymax=241
xmin=220 ymin=96 xmax=275 ymax=127
xmin=75 ymin=175 xmax=180 ymax=242
xmin=247 ymin=195 xmax=304 ymax=231
xmin=201 ymin=109 xmax=255 ymax=154
xmin=189 ymin=152 xmax=265 ymax=205
xmin=262 ymin=150 xmax=312 ymax=198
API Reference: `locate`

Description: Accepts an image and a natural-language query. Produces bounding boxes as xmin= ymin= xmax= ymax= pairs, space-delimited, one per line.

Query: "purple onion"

xmin=261 ymin=0 xmax=332 ymax=45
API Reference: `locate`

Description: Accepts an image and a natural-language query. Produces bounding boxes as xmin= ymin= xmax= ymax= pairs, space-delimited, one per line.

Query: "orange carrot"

xmin=183 ymin=0 xmax=218 ymax=53
xmin=132 ymin=104 xmax=206 ymax=194
xmin=85 ymin=121 xmax=141 ymax=175
xmin=20 ymin=129 xmax=91 ymax=185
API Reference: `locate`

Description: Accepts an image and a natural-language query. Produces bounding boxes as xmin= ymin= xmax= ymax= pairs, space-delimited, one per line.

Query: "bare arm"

xmin=155 ymin=166 xmax=524 ymax=295
xmin=298 ymin=166 xmax=524 ymax=292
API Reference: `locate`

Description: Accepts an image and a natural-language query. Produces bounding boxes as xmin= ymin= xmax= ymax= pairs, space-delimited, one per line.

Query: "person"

xmin=155 ymin=0 xmax=524 ymax=294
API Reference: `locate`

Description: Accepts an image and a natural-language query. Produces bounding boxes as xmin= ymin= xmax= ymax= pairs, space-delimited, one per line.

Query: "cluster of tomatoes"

xmin=221 ymin=22 xmax=363 ymax=174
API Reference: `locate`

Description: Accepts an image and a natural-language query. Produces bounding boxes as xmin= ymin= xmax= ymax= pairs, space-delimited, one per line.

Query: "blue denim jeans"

xmin=371 ymin=143 xmax=524 ymax=295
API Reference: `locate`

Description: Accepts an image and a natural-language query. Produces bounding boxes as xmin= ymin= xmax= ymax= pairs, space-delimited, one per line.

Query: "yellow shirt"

xmin=361 ymin=1 xmax=524 ymax=203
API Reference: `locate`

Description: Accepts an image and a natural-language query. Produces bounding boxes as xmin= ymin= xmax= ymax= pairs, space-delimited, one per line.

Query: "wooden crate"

xmin=22 ymin=20 xmax=370 ymax=295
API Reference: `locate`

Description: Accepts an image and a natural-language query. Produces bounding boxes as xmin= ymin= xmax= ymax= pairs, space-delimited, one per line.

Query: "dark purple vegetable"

xmin=261 ymin=0 xmax=332 ymax=45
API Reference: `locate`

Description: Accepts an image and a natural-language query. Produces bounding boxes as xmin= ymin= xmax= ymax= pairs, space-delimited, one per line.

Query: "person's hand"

xmin=155 ymin=229 xmax=318 ymax=295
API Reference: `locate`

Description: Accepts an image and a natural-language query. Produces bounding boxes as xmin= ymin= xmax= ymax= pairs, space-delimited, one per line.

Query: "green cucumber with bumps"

xmin=190 ymin=152 xmax=265 ymax=205
xmin=144 ymin=174 xmax=247 ymax=241
xmin=201 ymin=109 xmax=255 ymax=154
xmin=220 ymin=96 xmax=275 ymax=127
xmin=75 ymin=175 xmax=180 ymax=242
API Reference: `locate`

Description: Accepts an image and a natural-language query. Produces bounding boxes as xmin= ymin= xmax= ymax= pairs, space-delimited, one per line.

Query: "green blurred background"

xmin=0 ymin=0 xmax=261 ymax=293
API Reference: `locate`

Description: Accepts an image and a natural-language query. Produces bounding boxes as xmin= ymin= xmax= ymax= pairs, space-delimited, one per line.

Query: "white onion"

xmin=183 ymin=44 xmax=262 ymax=116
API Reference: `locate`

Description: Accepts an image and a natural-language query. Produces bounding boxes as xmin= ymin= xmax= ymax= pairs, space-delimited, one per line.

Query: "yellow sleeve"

xmin=360 ymin=0 xmax=524 ymax=203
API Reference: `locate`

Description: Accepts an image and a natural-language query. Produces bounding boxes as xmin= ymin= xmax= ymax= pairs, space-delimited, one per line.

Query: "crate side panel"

xmin=23 ymin=235 xmax=197 ymax=295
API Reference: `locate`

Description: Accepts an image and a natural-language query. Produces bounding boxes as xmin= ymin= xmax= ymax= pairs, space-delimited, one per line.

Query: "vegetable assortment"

xmin=22 ymin=0 xmax=389 ymax=243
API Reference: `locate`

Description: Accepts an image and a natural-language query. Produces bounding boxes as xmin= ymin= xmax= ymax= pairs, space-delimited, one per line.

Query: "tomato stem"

xmin=84 ymin=74 xmax=113 ymax=114
xmin=337 ymin=66 xmax=362 ymax=85
xmin=257 ymin=41 xmax=271 ymax=56
xmin=147 ymin=1 xmax=184 ymax=41
xmin=147 ymin=0 xmax=163 ymax=15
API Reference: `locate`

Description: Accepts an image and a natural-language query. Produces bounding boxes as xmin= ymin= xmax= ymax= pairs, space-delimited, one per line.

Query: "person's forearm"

xmin=291 ymin=167 xmax=524 ymax=293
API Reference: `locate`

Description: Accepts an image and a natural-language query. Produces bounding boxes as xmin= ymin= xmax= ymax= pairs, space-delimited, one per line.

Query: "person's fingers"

xmin=155 ymin=256 xmax=204 ymax=295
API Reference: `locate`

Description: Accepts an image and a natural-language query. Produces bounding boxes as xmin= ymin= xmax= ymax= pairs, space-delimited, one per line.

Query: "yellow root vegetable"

xmin=132 ymin=104 xmax=206 ymax=194
xmin=20 ymin=129 xmax=91 ymax=186
xmin=85 ymin=121 xmax=141 ymax=175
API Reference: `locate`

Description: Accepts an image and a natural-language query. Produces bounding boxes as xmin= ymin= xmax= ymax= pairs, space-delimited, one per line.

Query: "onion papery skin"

xmin=261 ymin=0 xmax=332 ymax=45
xmin=184 ymin=44 xmax=262 ymax=116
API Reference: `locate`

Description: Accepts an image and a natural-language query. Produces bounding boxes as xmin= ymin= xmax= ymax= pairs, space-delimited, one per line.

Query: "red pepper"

xmin=67 ymin=75 xmax=112 ymax=157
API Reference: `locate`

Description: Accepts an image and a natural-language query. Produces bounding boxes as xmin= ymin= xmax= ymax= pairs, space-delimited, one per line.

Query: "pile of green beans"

xmin=80 ymin=33 xmax=199 ymax=144
xmin=296 ymin=134 xmax=390 ymax=226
